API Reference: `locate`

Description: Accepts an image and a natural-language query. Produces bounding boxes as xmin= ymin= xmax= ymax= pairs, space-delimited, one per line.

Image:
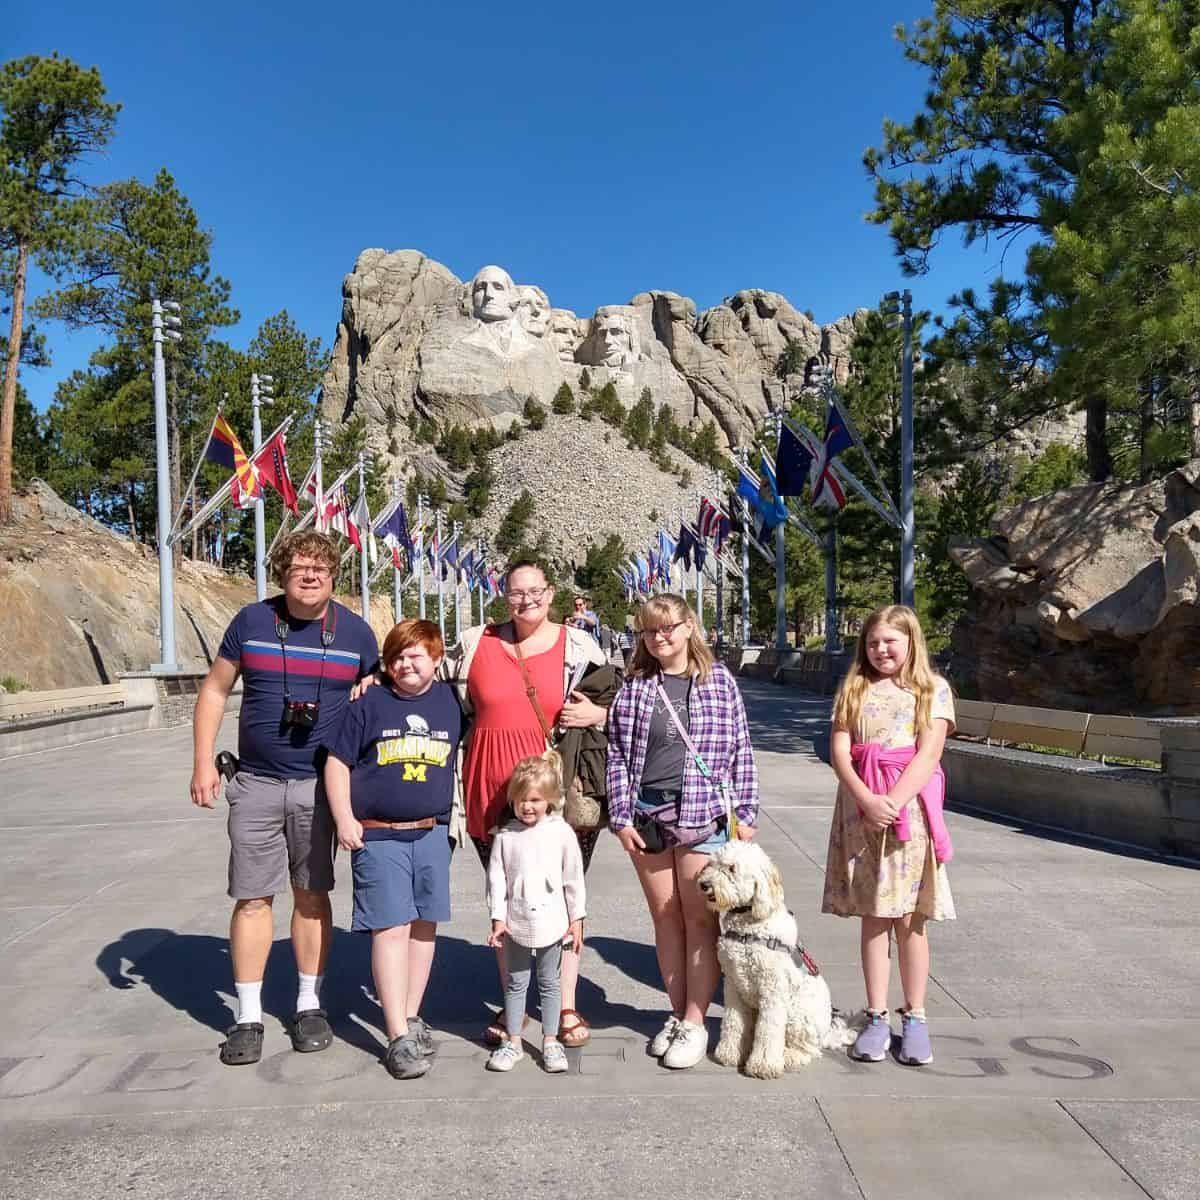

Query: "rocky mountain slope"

xmin=0 ymin=482 xmax=397 ymax=690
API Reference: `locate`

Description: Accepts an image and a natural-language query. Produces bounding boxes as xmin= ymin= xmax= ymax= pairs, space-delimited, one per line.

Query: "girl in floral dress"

xmin=822 ymin=605 xmax=955 ymax=1067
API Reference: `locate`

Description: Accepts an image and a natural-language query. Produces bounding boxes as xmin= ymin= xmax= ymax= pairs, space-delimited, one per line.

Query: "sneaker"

xmin=898 ymin=1012 xmax=933 ymax=1065
xmin=542 ymin=1039 xmax=569 ymax=1073
xmin=661 ymin=1019 xmax=708 ymax=1069
xmin=648 ymin=1014 xmax=682 ymax=1058
xmin=409 ymin=1015 xmax=436 ymax=1057
xmin=851 ymin=1013 xmax=892 ymax=1062
xmin=486 ymin=1041 xmax=524 ymax=1072
xmin=384 ymin=1033 xmax=431 ymax=1080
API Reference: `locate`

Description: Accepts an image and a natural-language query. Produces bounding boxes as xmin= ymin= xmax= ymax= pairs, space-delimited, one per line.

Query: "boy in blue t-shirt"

xmin=323 ymin=618 xmax=462 ymax=1080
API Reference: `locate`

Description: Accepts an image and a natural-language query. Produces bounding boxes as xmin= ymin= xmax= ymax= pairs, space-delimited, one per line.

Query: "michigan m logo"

xmin=402 ymin=762 xmax=428 ymax=783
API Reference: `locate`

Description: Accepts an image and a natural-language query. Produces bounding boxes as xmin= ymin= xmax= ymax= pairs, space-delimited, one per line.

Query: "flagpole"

xmin=392 ymin=479 xmax=403 ymax=623
xmin=825 ymin=517 xmax=839 ymax=653
xmin=170 ymin=397 xmax=222 ymax=542
xmin=452 ymin=520 xmax=463 ymax=641
xmin=357 ymin=452 xmax=369 ymax=620
xmin=435 ymin=509 xmax=445 ymax=640
xmin=772 ymin=411 xmax=788 ymax=652
xmin=710 ymin=474 xmax=725 ymax=647
xmin=417 ymin=494 xmax=428 ymax=619
xmin=151 ymin=299 xmax=180 ymax=672
xmin=735 ymin=448 xmax=751 ymax=644
xmin=477 ymin=538 xmax=487 ymax=626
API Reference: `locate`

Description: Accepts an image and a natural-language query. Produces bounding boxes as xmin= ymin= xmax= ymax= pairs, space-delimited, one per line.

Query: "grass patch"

xmin=0 ymin=675 xmax=29 ymax=693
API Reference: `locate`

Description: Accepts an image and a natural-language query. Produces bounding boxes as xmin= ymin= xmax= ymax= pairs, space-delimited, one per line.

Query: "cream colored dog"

xmin=698 ymin=840 xmax=858 ymax=1078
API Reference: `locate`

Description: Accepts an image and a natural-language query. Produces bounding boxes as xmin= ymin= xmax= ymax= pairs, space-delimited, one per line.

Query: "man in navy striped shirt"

xmin=191 ymin=532 xmax=379 ymax=1066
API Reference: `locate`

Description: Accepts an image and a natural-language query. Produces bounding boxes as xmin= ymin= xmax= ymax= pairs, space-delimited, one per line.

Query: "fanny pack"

xmin=633 ymin=793 xmax=721 ymax=854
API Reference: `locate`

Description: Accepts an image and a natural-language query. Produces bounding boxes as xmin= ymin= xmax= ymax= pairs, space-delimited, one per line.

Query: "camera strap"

xmin=273 ymin=597 xmax=337 ymax=703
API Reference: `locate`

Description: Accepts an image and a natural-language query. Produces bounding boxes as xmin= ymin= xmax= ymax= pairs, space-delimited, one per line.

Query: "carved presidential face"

xmin=471 ymin=266 xmax=517 ymax=323
xmin=517 ymin=286 xmax=551 ymax=337
xmin=551 ymin=309 xmax=582 ymax=362
xmin=593 ymin=307 xmax=636 ymax=367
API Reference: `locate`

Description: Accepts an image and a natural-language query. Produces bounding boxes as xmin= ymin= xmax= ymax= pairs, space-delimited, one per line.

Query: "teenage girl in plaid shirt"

xmin=607 ymin=594 xmax=759 ymax=1070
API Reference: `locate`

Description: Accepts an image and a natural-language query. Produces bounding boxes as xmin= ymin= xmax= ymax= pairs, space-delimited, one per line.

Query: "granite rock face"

xmin=948 ymin=460 xmax=1200 ymax=711
xmin=320 ymin=249 xmax=861 ymax=455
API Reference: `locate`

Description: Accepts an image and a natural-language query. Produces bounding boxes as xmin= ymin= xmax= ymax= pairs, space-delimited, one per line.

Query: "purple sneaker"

xmin=851 ymin=1013 xmax=892 ymax=1062
xmin=899 ymin=1013 xmax=932 ymax=1065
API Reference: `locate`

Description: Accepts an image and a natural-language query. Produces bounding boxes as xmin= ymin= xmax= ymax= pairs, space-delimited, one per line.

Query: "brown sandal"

xmin=559 ymin=1009 xmax=590 ymax=1047
xmin=483 ymin=1014 xmax=528 ymax=1046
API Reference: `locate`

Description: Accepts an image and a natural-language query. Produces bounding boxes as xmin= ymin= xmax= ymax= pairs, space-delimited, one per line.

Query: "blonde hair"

xmin=626 ymin=594 xmax=713 ymax=683
xmin=832 ymin=605 xmax=939 ymax=737
xmin=507 ymin=749 xmax=565 ymax=813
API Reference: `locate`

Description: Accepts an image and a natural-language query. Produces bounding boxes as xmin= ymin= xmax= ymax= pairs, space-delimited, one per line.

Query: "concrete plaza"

xmin=1 ymin=679 xmax=1198 ymax=1199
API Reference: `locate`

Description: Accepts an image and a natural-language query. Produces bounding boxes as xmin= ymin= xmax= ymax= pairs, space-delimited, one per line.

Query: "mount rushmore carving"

xmin=320 ymin=249 xmax=863 ymax=451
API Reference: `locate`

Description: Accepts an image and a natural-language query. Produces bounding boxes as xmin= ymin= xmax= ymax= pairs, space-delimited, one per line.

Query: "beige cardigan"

xmin=487 ymin=814 xmax=586 ymax=948
xmin=440 ymin=622 xmax=608 ymax=846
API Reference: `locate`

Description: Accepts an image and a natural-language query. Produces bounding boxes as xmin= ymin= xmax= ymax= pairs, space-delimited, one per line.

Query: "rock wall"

xmin=948 ymin=459 xmax=1200 ymax=712
xmin=320 ymin=249 xmax=861 ymax=458
xmin=0 ymin=482 xmax=399 ymax=690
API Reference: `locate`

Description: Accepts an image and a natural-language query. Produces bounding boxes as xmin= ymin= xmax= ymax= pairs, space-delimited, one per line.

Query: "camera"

xmin=282 ymin=699 xmax=320 ymax=730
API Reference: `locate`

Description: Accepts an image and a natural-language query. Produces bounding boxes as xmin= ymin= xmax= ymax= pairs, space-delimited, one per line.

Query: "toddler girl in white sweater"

xmin=486 ymin=750 xmax=586 ymax=1073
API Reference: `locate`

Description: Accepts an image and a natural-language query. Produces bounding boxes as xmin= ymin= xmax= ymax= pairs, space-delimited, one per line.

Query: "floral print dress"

xmin=821 ymin=677 xmax=956 ymax=921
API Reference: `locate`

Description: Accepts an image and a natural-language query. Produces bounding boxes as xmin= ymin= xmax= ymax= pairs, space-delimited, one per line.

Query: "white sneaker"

xmin=662 ymin=1019 xmax=708 ymax=1069
xmin=486 ymin=1041 xmax=524 ymax=1072
xmin=648 ymin=1014 xmax=682 ymax=1058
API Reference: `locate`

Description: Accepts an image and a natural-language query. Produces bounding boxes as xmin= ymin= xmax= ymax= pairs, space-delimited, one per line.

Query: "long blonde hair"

xmin=507 ymin=749 xmax=565 ymax=813
xmin=626 ymin=594 xmax=714 ymax=683
xmin=832 ymin=605 xmax=938 ymax=736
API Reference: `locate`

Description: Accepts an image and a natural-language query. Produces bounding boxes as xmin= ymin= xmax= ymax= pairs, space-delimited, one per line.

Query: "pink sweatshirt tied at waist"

xmin=849 ymin=742 xmax=954 ymax=864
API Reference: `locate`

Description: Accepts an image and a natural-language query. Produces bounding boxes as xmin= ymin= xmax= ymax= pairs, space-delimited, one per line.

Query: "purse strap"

xmin=511 ymin=629 xmax=554 ymax=746
xmin=655 ymin=676 xmax=738 ymax=837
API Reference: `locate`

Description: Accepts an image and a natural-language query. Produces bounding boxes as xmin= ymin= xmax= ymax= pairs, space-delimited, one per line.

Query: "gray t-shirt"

xmin=640 ymin=672 xmax=692 ymax=791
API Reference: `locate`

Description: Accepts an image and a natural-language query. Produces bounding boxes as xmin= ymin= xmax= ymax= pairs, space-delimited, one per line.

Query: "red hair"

xmin=381 ymin=618 xmax=444 ymax=665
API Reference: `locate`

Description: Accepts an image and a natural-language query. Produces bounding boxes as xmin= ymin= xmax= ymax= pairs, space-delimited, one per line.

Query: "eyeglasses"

xmin=287 ymin=563 xmax=332 ymax=579
xmin=642 ymin=621 xmax=687 ymax=640
xmin=506 ymin=587 xmax=549 ymax=602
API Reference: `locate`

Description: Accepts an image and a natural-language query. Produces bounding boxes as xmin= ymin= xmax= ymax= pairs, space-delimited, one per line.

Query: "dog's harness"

xmin=719 ymin=911 xmax=822 ymax=978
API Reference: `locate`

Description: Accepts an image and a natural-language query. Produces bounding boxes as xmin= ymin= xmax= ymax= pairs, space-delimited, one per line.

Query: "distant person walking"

xmin=567 ymin=594 xmax=600 ymax=641
xmin=190 ymin=532 xmax=379 ymax=1067
xmin=607 ymin=593 xmax=758 ymax=1069
xmin=823 ymin=604 xmax=956 ymax=1068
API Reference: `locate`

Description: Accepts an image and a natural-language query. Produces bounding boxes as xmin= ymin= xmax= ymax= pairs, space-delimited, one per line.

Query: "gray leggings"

xmin=503 ymin=937 xmax=563 ymax=1040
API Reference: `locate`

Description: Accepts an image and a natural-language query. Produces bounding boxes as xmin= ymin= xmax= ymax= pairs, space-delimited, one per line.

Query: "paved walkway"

xmin=2 ymin=679 xmax=1198 ymax=1199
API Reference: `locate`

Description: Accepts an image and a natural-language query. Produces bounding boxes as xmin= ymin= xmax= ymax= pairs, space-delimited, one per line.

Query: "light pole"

xmin=884 ymin=290 xmax=915 ymax=607
xmin=151 ymin=298 xmax=182 ymax=672
xmin=250 ymin=371 xmax=275 ymax=600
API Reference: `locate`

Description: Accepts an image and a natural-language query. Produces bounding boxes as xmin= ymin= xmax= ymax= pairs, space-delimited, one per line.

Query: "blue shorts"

xmin=634 ymin=791 xmax=730 ymax=856
xmin=350 ymin=824 xmax=451 ymax=930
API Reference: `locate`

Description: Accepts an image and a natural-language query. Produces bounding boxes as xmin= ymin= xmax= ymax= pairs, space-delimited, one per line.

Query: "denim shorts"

xmin=634 ymin=791 xmax=730 ymax=856
xmin=350 ymin=824 xmax=451 ymax=930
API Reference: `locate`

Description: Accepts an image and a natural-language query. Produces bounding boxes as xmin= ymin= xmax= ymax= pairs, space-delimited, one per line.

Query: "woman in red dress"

xmin=445 ymin=559 xmax=607 ymax=1046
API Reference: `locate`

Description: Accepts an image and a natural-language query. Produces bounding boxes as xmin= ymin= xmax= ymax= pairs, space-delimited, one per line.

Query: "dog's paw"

xmin=712 ymin=1041 xmax=742 ymax=1069
xmin=784 ymin=1046 xmax=816 ymax=1071
xmin=743 ymin=1053 xmax=785 ymax=1080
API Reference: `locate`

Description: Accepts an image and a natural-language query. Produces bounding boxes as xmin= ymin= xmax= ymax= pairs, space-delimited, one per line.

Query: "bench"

xmin=0 ymin=684 xmax=126 ymax=722
xmin=950 ymin=700 xmax=1162 ymax=766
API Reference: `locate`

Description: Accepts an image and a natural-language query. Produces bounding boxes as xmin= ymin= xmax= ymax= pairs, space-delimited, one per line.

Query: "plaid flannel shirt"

xmin=606 ymin=661 xmax=759 ymax=830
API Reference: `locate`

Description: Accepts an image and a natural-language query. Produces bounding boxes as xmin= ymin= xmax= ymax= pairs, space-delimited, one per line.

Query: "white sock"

xmin=297 ymin=973 xmax=322 ymax=1013
xmin=235 ymin=980 xmax=263 ymax=1025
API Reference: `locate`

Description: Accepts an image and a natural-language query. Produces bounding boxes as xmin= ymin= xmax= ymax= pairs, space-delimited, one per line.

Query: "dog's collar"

xmin=727 ymin=904 xmax=754 ymax=915
xmin=719 ymin=928 xmax=822 ymax=977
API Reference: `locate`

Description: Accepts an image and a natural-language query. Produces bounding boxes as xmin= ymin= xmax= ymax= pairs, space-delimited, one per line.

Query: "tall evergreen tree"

xmin=0 ymin=54 xmax=118 ymax=521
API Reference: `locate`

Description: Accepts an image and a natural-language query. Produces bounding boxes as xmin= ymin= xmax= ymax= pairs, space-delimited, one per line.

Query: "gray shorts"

xmin=225 ymin=771 xmax=335 ymax=899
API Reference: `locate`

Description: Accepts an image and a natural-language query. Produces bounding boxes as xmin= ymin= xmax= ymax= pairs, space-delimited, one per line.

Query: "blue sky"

xmin=13 ymin=0 xmax=1008 ymax=412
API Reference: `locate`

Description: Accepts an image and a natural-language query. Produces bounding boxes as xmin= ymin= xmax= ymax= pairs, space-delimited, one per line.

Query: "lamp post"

xmin=250 ymin=371 xmax=275 ymax=600
xmin=151 ymin=298 xmax=182 ymax=672
xmin=883 ymin=289 xmax=915 ymax=607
